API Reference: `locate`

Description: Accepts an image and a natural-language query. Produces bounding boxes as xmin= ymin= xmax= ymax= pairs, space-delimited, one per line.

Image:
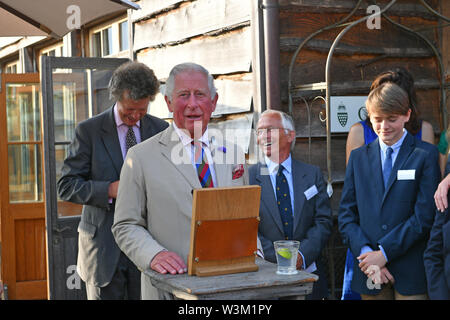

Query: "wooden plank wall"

xmin=278 ymin=0 xmax=445 ymax=215
xmin=132 ymin=0 xmax=255 ymax=154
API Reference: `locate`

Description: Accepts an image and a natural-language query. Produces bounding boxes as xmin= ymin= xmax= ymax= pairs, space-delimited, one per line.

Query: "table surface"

xmin=144 ymin=258 xmax=318 ymax=300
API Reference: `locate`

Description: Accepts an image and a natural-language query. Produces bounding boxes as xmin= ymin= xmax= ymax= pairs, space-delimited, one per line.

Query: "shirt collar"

xmin=172 ymin=121 xmax=210 ymax=147
xmin=113 ymin=103 xmax=141 ymax=128
xmin=264 ymin=154 xmax=292 ymax=175
xmin=378 ymin=129 xmax=407 ymax=154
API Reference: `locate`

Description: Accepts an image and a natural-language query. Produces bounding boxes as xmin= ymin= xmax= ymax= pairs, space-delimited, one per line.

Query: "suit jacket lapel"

xmin=292 ymin=160 xmax=309 ymax=235
xmin=101 ymin=107 xmax=123 ymax=176
xmin=140 ymin=115 xmax=156 ymax=141
xmin=367 ymin=138 xmax=384 ymax=202
xmin=159 ymin=126 xmax=202 ymax=190
xmin=255 ymin=162 xmax=285 ymax=235
xmin=383 ymin=133 xmax=415 ymax=201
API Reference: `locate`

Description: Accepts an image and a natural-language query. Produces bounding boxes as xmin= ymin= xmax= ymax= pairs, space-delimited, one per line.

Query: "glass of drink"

xmin=274 ymin=240 xmax=300 ymax=275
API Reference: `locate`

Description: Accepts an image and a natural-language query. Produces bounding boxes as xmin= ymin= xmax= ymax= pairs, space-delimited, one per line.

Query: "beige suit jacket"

xmin=112 ymin=125 xmax=248 ymax=299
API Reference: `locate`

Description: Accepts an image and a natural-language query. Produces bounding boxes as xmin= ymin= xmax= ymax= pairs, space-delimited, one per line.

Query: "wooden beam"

xmin=131 ymin=0 xmax=188 ymax=22
xmin=137 ymin=27 xmax=252 ymax=79
xmin=279 ymin=0 xmax=440 ymax=19
xmin=281 ymin=37 xmax=433 ymax=57
xmin=134 ymin=0 xmax=250 ymax=50
xmin=289 ymin=79 xmax=441 ymax=98
xmin=292 ymin=136 xmax=347 ymax=182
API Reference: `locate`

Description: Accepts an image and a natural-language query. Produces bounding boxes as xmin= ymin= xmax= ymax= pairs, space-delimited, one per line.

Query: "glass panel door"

xmin=6 ymin=83 xmax=42 ymax=203
xmin=0 ymin=73 xmax=46 ymax=300
xmin=42 ymin=56 xmax=129 ymax=300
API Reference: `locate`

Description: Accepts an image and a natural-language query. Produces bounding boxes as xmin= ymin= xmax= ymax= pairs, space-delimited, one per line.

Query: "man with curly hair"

xmin=57 ymin=61 xmax=168 ymax=299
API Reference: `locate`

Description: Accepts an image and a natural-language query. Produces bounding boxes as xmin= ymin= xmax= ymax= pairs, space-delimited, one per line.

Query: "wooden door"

xmin=41 ymin=56 xmax=129 ymax=299
xmin=0 ymin=73 xmax=47 ymax=299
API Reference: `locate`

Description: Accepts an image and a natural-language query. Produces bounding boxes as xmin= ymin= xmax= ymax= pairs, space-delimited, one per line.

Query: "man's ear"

xmin=164 ymin=95 xmax=173 ymax=112
xmin=211 ymin=93 xmax=218 ymax=113
xmin=288 ymin=129 xmax=296 ymax=143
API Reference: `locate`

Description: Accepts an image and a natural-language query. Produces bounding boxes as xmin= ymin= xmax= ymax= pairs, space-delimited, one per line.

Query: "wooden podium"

xmin=188 ymin=185 xmax=261 ymax=277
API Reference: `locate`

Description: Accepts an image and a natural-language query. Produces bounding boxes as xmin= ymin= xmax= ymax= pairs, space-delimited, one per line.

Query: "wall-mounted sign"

xmin=330 ymin=96 xmax=368 ymax=132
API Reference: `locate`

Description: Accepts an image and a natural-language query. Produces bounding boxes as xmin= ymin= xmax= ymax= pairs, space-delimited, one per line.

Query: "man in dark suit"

xmin=338 ymin=82 xmax=440 ymax=299
xmin=249 ymin=110 xmax=332 ymax=299
xmin=424 ymin=204 xmax=450 ymax=299
xmin=425 ymin=159 xmax=450 ymax=300
xmin=57 ymin=61 xmax=168 ymax=300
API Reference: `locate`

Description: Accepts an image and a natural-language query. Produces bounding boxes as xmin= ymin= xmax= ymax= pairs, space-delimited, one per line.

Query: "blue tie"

xmin=276 ymin=165 xmax=293 ymax=240
xmin=383 ymin=147 xmax=393 ymax=189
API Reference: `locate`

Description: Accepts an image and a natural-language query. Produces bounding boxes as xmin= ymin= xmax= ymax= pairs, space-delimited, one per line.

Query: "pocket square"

xmin=232 ymin=164 xmax=244 ymax=180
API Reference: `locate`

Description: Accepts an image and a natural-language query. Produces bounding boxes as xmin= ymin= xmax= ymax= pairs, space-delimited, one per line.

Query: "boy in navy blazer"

xmin=338 ymin=82 xmax=440 ymax=299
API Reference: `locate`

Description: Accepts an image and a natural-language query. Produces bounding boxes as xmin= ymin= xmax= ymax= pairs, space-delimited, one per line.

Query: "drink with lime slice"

xmin=274 ymin=240 xmax=300 ymax=275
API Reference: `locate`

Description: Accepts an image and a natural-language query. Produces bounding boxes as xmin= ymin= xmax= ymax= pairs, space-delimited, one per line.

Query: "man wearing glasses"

xmin=250 ymin=109 xmax=332 ymax=299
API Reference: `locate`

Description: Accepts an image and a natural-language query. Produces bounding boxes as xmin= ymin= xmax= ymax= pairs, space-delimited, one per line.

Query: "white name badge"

xmin=304 ymin=185 xmax=318 ymax=200
xmin=397 ymin=169 xmax=415 ymax=180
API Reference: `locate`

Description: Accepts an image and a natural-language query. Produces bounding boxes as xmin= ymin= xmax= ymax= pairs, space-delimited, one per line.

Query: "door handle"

xmin=53 ymin=226 xmax=71 ymax=233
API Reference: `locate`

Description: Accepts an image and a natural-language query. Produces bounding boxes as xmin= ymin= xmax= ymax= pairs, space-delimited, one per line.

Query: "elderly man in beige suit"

xmin=112 ymin=62 xmax=249 ymax=299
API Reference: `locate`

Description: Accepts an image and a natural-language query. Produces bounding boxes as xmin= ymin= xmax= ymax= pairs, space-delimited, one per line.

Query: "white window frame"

xmin=41 ymin=43 xmax=64 ymax=57
xmin=89 ymin=16 xmax=129 ymax=58
xmin=5 ymin=60 xmax=20 ymax=74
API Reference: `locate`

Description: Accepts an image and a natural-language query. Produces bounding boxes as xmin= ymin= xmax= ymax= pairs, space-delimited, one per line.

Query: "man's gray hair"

xmin=164 ymin=62 xmax=217 ymax=102
xmin=109 ymin=61 xmax=159 ymax=101
xmin=260 ymin=109 xmax=296 ymax=151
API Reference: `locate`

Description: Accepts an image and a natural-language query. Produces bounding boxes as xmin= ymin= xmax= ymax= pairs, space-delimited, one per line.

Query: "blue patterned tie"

xmin=383 ymin=147 xmax=393 ymax=189
xmin=276 ymin=165 xmax=293 ymax=240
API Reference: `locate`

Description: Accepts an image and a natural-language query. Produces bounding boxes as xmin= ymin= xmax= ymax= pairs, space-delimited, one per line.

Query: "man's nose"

xmin=129 ymin=110 xmax=143 ymax=120
xmin=130 ymin=111 xmax=139 ymax=118
xmin=186 ymin=94 xmax=199 ymax=108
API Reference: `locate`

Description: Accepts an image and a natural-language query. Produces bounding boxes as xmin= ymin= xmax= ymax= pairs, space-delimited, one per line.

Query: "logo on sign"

xmin=358 ymin=106 xmax=368 ymax=121
xmin=337 ymin=103 xmax=348 ymax=127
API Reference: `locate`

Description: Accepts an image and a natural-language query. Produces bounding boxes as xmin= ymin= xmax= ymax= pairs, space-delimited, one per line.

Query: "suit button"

xmin=382 ymin=225 xmax=388 ymax=230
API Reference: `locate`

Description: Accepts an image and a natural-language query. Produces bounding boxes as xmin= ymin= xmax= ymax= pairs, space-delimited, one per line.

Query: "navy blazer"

xmin=249 ymin=157 xmax=332 ymax=271
xmin=57 ymin=106 xmax=168 ymax=286
xmin=424 ymin=202 xmax=450 ymax=299
xmin=338 ymin=132 xmax=440 ymax=295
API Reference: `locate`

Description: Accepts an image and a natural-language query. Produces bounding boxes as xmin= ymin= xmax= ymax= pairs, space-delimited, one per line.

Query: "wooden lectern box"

xmin=188 ymin=185 xmax=261 ymax=277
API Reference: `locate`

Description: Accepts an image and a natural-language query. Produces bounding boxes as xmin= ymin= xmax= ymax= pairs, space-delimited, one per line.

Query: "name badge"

xmin=304 ymin=185 xmax=318 ymax=200
xmin=397 ymin=169 xmax=415 ymax=180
